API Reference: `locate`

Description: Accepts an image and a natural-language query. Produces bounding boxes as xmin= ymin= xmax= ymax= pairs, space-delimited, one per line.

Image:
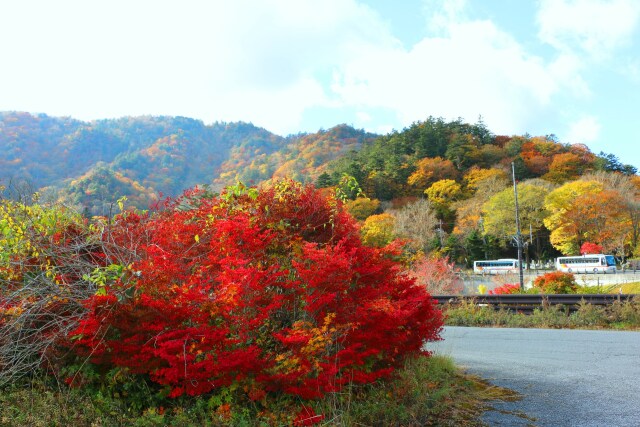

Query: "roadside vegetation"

xmin=2 ymin=181 xmax=516 ymax=426
xmin=2 ymin=173 xmax=637 ymax=425
xmin=0 ymin=355 xmax=519 ymax=426
xmin=443 ymin=296 xmax=640 ymax=330
xmin=443 ymin=272 xmax=640 ymax=330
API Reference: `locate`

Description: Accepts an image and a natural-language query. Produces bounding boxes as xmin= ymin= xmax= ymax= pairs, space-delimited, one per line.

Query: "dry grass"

xmin=443 ymin=296 xmax=640 ymax=330
xmin=0 ymin=355 xmax=517 ymax=426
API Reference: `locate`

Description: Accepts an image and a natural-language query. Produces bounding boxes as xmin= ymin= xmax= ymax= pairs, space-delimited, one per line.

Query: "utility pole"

xmin=512 ymin=162 xmax=525 ymax=290
xmin=528 ymin=223 xmax=533 ymax=270
xmin=478 ymin=216 xmax=488 ymax=259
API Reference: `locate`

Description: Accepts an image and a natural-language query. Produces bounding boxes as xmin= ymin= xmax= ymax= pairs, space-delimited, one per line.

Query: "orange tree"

xmin=63 ymin=180 xmax=443 ymax=402
xmin=533 ymin=272 xmax=578 ymax=294
xmin=556 ymin=190 xmax=630 ymax=254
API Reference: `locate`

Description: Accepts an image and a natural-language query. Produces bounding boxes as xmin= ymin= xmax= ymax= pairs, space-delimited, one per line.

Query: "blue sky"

xmin=1 ymin=0 xmax=639 ymax=169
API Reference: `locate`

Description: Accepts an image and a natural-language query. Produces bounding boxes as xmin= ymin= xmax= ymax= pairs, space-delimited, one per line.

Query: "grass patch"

xmin=443 ymin=295 xmax=640 ymax=330
xmin=616 ymin=282 xmax=640 ymax=293
xmin=575 ymin=282 xmax=640 ymax=294
xmin=0 ymin=355 xmax=515 ymax=426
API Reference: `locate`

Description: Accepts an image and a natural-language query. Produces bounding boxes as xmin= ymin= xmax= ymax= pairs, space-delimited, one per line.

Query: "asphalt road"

xmin=428 ymin=327 xmax=640 ymax=426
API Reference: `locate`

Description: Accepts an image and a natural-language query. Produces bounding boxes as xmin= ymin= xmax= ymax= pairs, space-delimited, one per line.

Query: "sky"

xmin=1 ymin=0 xmax=640 ymax=169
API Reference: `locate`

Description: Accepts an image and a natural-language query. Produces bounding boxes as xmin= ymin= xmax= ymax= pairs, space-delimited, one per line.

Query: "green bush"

xmin=445 ymin=303 xmax=573 ymax=329
xmin=608 ymin=296 xmax=640 ymax=327
xmin=570 ymin=300 xmax=607 ymax=327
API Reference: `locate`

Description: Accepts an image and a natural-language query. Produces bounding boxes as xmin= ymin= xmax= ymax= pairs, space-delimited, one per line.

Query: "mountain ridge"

xmin=0 ymin=112 xmax=377 ymax=214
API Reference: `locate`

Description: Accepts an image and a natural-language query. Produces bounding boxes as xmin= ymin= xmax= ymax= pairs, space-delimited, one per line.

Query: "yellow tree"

xmin=631 ymin=176 xmax=640 ymax=255
xmin=360 ymin=213 xmax=396 ymax=247
xmin=425 ymin=179 xmax=463 ymax=232
xmin=463 ymin=167 xmax=509 ymax=194
xmin=424 ymin=179 xmax=462 ymax=205
xmin=454 ymin=172 xmax=510 ymax=236
xmin=543 ymin=180 xmax=603 ymax=254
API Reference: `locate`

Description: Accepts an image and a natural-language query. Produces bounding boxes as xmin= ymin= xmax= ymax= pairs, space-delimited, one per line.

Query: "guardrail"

xmin=432 ymin=294 xmax=638 ymax=313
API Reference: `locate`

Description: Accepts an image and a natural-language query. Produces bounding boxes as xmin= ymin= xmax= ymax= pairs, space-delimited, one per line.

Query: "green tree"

xmin=335 ymin=174 xmax=364 ymax=201
xmin=462 ymin=229 xmax=500 ymax=266
xmin=315 ymin=172 xmax=334 ymax=188
xmin=594 ymin=152 xmax=638 ymax=175
xmin=445 ymin=134 xmax=478 ymax=170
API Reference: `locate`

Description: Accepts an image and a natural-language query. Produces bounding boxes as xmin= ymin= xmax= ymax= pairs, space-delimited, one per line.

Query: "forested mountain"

xmin=2 ymin=111 xmax=639 ymax=262
xmin=313 ymin=117 xmax=639 ymax=262
xmin=321 ymin=117 xmax=636 ymax=201
xmin=214 ymin=124 xmax=377 ymax=186
xmin=0 ymin=112 xmax=376 ymax=215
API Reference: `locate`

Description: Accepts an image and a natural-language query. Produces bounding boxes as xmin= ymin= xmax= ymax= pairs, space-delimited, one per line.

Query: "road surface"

xmin=428 ymin=327 xmax=640 ymax=426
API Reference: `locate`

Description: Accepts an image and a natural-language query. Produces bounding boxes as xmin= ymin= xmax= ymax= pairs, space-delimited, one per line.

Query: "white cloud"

xmin=424 ymin=0 xmax=469 ymax=33
xmin=0 ymin=0 xmax=397 ymax=134
xmin=547 ymin=54 xmax=590 ymax=98
xmin=0 ymin=0 xmax=616 ymax=142
xmin=620 ymin=59 xmax=640 ymax=83
xmin=356 ymin=111 xmax=372 ymax=123
xmin=330 ymin=12 xmax=576 ymax=137
xmin=537 ymin=0 xmax=640 ymax=59
xmin=566 ymin=116 xmax=601 ymax=144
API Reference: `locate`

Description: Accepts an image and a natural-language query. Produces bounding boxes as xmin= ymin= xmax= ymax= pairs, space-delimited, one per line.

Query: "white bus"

xmin=555 ymin=254 xmax=616 ymax=274
xmin=473 ymin=259 xmax=521 ymax=275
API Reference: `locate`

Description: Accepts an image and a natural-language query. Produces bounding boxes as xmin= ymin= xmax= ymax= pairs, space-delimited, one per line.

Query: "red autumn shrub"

xmin=533 ymin=271 xmax=578 ymax=294
xmin=67 ymin=180 xmax=443 ymax=399
xmin=580 ymin=242 xmax=603 ymax=255
xmin=488 ymin=283 xmax=520 ymax=295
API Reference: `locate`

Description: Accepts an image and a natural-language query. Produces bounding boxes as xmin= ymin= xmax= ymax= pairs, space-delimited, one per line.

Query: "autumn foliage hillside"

xmin=320 ymin=118 xmax=640 ymax=262
xmin=0 ymin=112 xmax=377 ymax=216
xmin=2 ymin=111 xmax=639 ymax=261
